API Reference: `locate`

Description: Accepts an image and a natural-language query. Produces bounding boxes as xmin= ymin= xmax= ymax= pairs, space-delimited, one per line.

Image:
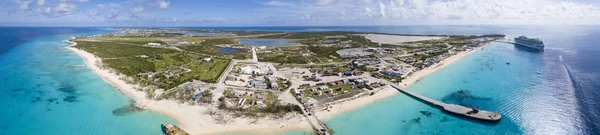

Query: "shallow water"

xmin=0 ymin=27 xmax=176 ymax=135
xmin=2 ymin=26 xmax=599 ymax=135
xmin=218 ymin=47 xmax=242 ymax=53
xmin=321 ymin=26 xmax=600 ymax=135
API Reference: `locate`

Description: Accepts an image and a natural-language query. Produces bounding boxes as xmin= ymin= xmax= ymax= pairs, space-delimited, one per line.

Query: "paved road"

xmin=212 ymin=59 xmax=237 ymax=101
xmin=251 ymin=47 xmax=258 ymax=62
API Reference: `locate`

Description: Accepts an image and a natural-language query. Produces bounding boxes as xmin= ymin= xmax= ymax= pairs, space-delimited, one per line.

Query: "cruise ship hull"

xmin=513 ymin=42 xmax=544 ymax=52
xmin=514 ymin=36 xmax=545 ymax=52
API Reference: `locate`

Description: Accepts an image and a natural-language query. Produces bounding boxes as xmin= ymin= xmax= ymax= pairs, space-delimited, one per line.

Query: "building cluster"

xmin=294 ymin=77 xmax=385 ymax=102
xmin=227 ymin=91 xmax=271 ymax=108
xmin=160 ymin=38 xmax=196 ymax=46
xmin=336 ymin=48 xmax=373 ymax=58
xmin=225 ymin=64 xmax=287 ymax=90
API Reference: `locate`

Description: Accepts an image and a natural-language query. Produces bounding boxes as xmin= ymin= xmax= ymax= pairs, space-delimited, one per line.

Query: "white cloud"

xmin=158 ymin=0 xmax=170 ymax=9
xmin=378 ymin=2 xmax=386 ymax=18
xmin=313 ymin=0 xmax=337 ymax=6
xmin=37 ymin=0 xmax=45 ymax=6
xmin=131 ymin=6 xmax=144 ymax=13
xmin=16 ymin=0 xmax=32 ymax=10
xmin=53 ymin=2 xmax=76 ymax=15
xmin=259 ymin=0 xmax=600 ymax=25
xmin=263 ymin=1 xmax=294 ymax=6
xmin=105 ymin=8 xmax=121 ymax=19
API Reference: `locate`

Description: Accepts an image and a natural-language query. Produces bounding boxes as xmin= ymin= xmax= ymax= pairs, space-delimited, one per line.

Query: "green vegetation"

xmin=103 ymin=57 xmax=156 ymax=76
xmin=258 ymin=54 xmax=315 ymax=64
xmin=74 ymin=41 xmax=177 ymax=58
xmin=198 ymin=90 xmax=214 ymax=103
xmin=257 ymin=31 xmax=362 ymax=39
xmin=328 ymin=84 xmax=353 ymax=95
xmin=371 ymin=72 xmax=403 ymax=83
xmin=73 ymin=39 xmax=231 ymax=90
xmin=180 ymin=59 xmax=230 ymax=83
xmin=307 ymin=46 xmax=342 ymax=57
xmin=177 ymin=38 xmax=250 ymax=59
xmin=186 ymin=30 xmax=281 ymax=36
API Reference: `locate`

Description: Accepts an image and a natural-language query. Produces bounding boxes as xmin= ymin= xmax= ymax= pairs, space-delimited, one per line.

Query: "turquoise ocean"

xmin=1 ymin=26 xmax=600 ymax=135
xmin=0 ymin=27 xmax=176 ymax=135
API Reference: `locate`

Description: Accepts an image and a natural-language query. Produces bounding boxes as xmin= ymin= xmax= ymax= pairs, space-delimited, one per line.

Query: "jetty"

xmin=389 ymin=83 xmax=502 ymax=121
xmin=162 ymin=123 xmax=190 ymax=135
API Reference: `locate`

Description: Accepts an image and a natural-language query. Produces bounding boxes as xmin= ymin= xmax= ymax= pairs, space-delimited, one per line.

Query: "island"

xmin=67 ymin=28 xmax=505 ymax=135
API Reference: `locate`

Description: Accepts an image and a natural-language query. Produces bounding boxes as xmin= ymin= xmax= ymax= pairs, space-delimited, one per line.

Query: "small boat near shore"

xmin=162 ymin=123 xmax=190 ymax=135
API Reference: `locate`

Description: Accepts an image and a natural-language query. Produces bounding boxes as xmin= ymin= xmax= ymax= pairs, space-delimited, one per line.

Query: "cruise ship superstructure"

xmin=514 ymin=36 xmax=545 ymax=51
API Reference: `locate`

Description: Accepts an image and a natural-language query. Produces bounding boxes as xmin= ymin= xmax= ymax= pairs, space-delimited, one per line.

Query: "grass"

xmin=73 ymin=38 xmax=231 ymax=90
xmin=328 ymin=84 xmax=353 ymax=95
xmin=103 ymin=57 xmax=156 ymax=76
xmin=180 ymin=59 xmax=230 ymax=83
xmin=74 ymin=41 xmax=177 ymax=58
xmin=258 ymin=54 xmax=316 ymax=64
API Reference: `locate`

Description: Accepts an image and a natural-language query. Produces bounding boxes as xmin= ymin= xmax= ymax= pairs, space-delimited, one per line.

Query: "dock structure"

xmin=162 ymin=123 xmax=190 ymax=135
xmin=389 ymin=83 xmax=502 ymax=121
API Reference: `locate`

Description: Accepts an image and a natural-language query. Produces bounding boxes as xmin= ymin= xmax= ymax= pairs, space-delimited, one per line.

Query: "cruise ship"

xmin=514 ymin=36 xmax=544 ymax=51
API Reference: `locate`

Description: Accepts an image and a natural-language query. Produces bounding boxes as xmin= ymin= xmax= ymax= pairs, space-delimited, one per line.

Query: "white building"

xmin=146 ymin=42 xmax=161 ymax=46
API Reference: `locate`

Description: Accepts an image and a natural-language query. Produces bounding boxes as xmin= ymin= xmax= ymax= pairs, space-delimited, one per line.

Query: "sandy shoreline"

xmin=65 ymin=40 xmax=312 ymax=135
xmin=314 ymin=45 xmax=486 ymax=120
xmin=66 ymin=38 xmax=487 ymax=134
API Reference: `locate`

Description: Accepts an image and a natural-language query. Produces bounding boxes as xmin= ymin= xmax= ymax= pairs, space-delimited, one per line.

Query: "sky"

xmin=1 ymin=0 xmax=600 ymax=26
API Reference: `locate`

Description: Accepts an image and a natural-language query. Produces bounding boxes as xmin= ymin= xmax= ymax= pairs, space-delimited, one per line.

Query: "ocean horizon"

xmin=1 ymin=26 xmax=599 ymax=135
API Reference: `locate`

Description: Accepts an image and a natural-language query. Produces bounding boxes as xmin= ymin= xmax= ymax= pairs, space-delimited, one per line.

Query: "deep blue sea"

xmin=1 ymin=26 xmax=599 ymax=135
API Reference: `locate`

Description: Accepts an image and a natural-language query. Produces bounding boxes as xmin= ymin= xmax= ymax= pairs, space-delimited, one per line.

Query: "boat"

xmin=162 ymin=123 xmax=190 ymax=135
xmin=506 ymin=61 xmax=510 ymax=65
xmin=514 ymin=36 xmax=545 ymax=51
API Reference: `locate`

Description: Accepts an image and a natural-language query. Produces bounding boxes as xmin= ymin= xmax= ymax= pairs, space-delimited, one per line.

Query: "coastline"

xmin=65 ymin=40 xmax=312 ymax=135
xmin=314 ymin=45 xmax=486 ymax=120
xmin=66 ymin=38 xmax=487 ymax=134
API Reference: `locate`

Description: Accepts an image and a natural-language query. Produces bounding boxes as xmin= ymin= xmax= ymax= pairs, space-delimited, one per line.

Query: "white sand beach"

xmin=66 ymin=40 xmax=312 ymax=135
xmin=313 ymin=45 xmax=486 ymax=120
xmin=66 ymin=39 xmax=486 ymax=134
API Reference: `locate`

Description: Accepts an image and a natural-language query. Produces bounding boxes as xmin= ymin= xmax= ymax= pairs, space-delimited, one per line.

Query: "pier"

xmin=389 ymin=83 xmax=502 ymax=121
xmin=494 ymin=40 xmax=515 ymax=45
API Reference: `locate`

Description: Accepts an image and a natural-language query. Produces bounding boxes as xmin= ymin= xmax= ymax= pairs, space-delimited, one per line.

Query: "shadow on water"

xmin=160 ymin=124 xmax=167 ymax=134
xmin=439 ymin=110 xmax=501 ymax=126
xmin=58 ymin=83 xmax=81 ymax=103
xmin=112 ymin=101 xmax=144 ymax=116
xmin=513 ymin=45 xmax=544 ymax=53
xmin=398 ymin=90 xmax=500 ymax=126
xmin=441 ymin=90 xmax=492 ymax=106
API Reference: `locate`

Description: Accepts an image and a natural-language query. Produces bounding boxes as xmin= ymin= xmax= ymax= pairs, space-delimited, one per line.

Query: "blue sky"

xmin=2 ymin=0 xmax=600 ymax=26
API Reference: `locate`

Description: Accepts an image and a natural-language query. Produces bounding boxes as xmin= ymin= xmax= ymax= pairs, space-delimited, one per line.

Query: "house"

xmin=193 ymin=91 xmax=204 ymax=101
xmin=257 ymin=93 xmax=264 ymax=99
xmin=344 ymin=71 xmax=352 ymax=76
xmin=270 ymin=82 xmax=278 ymax=90
xmin=138 ymin=55 xmax=149 ymax=58
xmin=203 ymin=58 xmax=212 ymax=62
xmin=381 ymin=70 xmax=403 ymax=77
xmin=256 ymin=100 xmax=265 ymax=107
xmin=250 ymin=81 xmax=267 ymax=89
xmin=146 ymin=42 xmax=161 ymax=46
